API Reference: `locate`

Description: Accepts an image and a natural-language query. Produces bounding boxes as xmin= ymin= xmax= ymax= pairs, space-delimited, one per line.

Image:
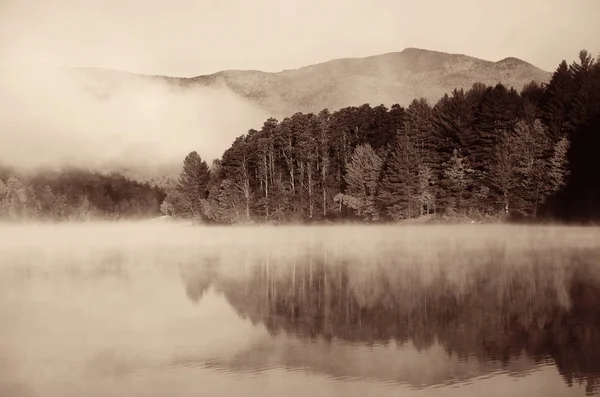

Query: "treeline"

xmin=0 ymin=167 xmax=166 ymax=221
xmin=163 ymin=49 xmax=600 ymax=224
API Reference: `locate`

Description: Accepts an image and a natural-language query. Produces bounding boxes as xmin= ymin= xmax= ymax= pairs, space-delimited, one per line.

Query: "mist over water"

xmin=1 ymin=223 xmax=599 ymax=396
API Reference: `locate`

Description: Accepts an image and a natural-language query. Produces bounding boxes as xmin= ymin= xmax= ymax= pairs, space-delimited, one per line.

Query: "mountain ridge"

xmin=194 ymin=47 xmax=551 ymax=116
xmin=67 ymin=47 xmax=552 ymax=117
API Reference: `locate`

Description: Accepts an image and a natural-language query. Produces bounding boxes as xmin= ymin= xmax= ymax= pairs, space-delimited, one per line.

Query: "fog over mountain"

xmin=0 ymin=48 xmax=551 ymax=175
xmin=0 ymin=63 xmax=269 ymax=175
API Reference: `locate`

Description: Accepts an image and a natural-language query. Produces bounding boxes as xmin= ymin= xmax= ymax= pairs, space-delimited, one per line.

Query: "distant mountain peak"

xmin=66 ymin=48 xmax=552 ymax=117
xmin=401 ymin=47 xmax=446 ymax=54
xmin=496 ymin=56 xmax=534 ymax=67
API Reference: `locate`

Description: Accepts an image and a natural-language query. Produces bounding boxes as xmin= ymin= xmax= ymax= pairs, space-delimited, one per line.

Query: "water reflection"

xmin=1 ymin=224 xmax=599 ymax=396
xmin=180 ymin=256 xmax=218 ymax=304
xmin=178 ymin=238 xmax=600 ymax=395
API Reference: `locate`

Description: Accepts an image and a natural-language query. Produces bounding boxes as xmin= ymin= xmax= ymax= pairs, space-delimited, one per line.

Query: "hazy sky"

xmin=1 ymin=0 xmax=598 ymax=76
xmin=0 ymin=0 xmax=598 ymax=171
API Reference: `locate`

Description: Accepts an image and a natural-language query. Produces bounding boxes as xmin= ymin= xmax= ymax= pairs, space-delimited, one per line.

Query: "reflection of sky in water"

xmin=0 ymin=223 xmax=598 ymax=397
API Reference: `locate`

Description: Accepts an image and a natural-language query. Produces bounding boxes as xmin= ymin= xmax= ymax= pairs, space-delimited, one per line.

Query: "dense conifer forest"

xmin=1 ymin=50 xmax=597 ymax=224
xmin=163 ymin=50 xmax=600 ymax=224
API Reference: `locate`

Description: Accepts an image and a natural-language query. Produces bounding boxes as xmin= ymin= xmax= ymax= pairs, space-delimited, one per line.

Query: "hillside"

xmin=72 ymin=48 xmax=552 ymax=117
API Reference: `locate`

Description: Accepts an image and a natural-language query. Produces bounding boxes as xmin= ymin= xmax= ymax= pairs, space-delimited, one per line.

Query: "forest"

xmin=0 ymin=49 xmax=597 ymax=223
xmin=0 ymin=166 xmax=165 ymax=221
xmin=162 ymin=49 xmax=600 ymax=224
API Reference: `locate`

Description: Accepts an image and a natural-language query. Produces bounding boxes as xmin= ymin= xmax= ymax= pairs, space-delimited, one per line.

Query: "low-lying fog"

xmin=1 ymin=223 xmax=599 ymax=397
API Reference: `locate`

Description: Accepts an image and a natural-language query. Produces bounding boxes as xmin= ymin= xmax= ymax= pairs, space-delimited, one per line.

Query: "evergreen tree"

xmin=389 ymin=104 xmax=406 ymax=135
xmin=334 ymin=144 xmax=383 ymax=221
xmin=377 ymin=133 xmax=420 ymax=220
xmin=442 ymin=149 xmax=474 ymax=214
xmin=520 ymin=81 xmax=545 ymax=125
xmin=216 ymin=179 xmax=249 ymax=223
xmin=404 ymin=98 xmax=435 ymax=160
xmin=567 ymin=50 xmax=600 ymax=132
xmin=561 ymin=112 xmax=600 ymax=221
xmin=466 ymin=84 xmax=521 ymax=208
xmin=176 ymin=151 xmax=210 ymax=220
xmin=547 ymin=135 xmax=570 ymax=198
xmin=296 ymin=113 xmax=321 ymax=220
xmin=432 ymin=89 xmax=476 ymax=205
xmin=416 ymin=164 xmax=435 ymax=215
xmin=488 ymin=119 xmax=553 ymax=218
xmin=220 ymin=135 xmax=254 ymax=222
xmin=542 ymin=60 xmax=575 ymax=140
xmin=316 ymin=109 xmax=334 ymax=217
xmin=433 ymin=89 xmax=475 ymax=158
xmin=509 ymin=120 xmax=553 ymax=217
xmin=490 ymin=132 xmax=519 ymax=216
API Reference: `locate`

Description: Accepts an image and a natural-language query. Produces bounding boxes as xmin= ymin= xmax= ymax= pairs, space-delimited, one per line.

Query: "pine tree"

xmin=389 ymin=104 xmax=406 ymax=135
xmin=442 ymin=149 xmax=474 ymax=214
xmin=520 ymin=81 xmax=545 ymax=125
xmin=567 ymin=50 xmax=600 ymax=132
xmin=433 ymin=89 xmax=475 ymax=158
xmin=560 ymin=113 xmax=599 ymax=221
xmin=470 ymin=84 xmax=521 ymax=176
xmin=253 ymin=118 xmax=279 ymax=219
xmin=296 ymin=114 xmax=321 ymax=220
xmin=176 ymin=151 xmax=210 ymax=220
xmin=542 ymin=60 xmax=575 ymax=139
xmin=510 ymin=120 xmax=552 ymax=217
xmin=416 ymin=164 xmax=435 ymax=215
xmin=334 ymin=144 xmax=383 ymax=221
xmin=432 ymin=89 xmax=476 ymax=205
xmin=217 ymin=179 xmax=249 ymax=223
xmin=377 ymin=133 xmax=420 ymax=220
xmin=220 ymin=135 xmax=254 ymax=222
xmin=405 ymin=98 xmax=435 ymax=161
xmin=317 ymin=109 xmax=333 ymax=217
xmin=547 ymin=135 xmax=570 ymax=196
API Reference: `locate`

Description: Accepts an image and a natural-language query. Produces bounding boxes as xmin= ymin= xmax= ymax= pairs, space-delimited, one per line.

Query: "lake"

xmin=0 ymin=223 xmax=599 ymax=396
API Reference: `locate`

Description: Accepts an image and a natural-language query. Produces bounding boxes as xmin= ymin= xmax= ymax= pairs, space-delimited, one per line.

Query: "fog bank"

xmin=0 ymin=63 xmax=269 ymax=173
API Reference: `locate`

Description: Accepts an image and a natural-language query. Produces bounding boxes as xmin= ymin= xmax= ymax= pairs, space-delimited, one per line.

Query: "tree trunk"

xmin=262 ymin=151 xmax=269 ymax=219
xmin=307 ymin=161 xmax=314 ymax=219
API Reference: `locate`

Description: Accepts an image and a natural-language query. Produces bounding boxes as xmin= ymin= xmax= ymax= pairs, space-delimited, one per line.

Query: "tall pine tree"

xmin=541 ymin=60 xmax=575 ymax=140
xmin=334 ymin=143 xmax=383 ymax=221
xmin=377 ymin=133 xmax=420 ymax=220
xmin=176 ymin=151 xmax=210 ymax=220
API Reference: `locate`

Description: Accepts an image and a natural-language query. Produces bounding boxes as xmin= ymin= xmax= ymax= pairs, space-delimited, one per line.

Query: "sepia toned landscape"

xmin=1 ymin=223 xmax=600 ymax=396
xmin=1 ymin=0 xmax=599 ymax=396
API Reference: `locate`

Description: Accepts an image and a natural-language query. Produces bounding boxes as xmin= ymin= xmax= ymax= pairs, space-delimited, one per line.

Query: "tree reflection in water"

xmin=181 ymin=237 xmax=600 ymax=394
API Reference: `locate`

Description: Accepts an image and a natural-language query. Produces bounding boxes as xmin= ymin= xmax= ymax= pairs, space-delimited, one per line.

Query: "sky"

xmin=1 ymin=0 xmax=599 ymax=76
xmin=0 ymin=0 xmax=598 ymax=172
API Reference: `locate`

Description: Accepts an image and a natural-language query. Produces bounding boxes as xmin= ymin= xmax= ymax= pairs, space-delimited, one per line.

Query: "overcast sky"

xmin=1 ymin=0 xmax=599 ymax=76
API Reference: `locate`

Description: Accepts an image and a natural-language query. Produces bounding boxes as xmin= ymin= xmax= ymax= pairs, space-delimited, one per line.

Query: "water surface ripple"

xmin=0 ymin=223 xmax=599 ymax=396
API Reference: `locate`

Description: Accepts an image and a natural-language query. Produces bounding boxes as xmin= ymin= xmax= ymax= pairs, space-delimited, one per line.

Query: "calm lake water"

xmin=1 ymin=223 xmax=599 ymax=397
